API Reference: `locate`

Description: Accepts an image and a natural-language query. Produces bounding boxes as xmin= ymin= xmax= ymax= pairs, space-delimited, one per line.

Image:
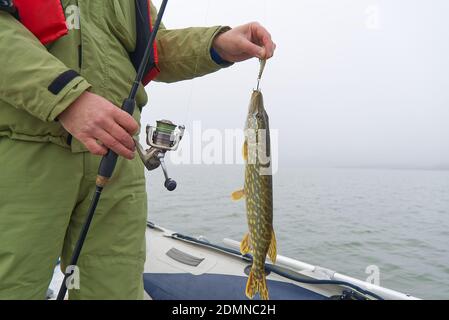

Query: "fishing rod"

xmin=57 ymin=0 xmax=172 ymax=300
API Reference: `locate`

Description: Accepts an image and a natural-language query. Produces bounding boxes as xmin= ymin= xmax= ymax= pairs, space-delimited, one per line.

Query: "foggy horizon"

xmin=143 ymin=0 xmax=449 ymax=169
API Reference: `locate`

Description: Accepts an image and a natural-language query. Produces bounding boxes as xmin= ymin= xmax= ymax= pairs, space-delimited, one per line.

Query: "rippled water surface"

xmin=146 ymin=166 xmax=449 ymax=299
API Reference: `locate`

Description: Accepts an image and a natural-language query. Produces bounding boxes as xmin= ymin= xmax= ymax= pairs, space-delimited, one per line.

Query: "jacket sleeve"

xmin=149 ymin=2 xmax=231 ymax=83
xmin=0 ymin=12 xmax=91 ymax=122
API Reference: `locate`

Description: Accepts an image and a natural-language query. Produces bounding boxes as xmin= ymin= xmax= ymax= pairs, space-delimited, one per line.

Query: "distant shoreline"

xmin=163 ymin=163 xmax=449 ymax=172
xmin=328 ymin=166 xmax=449 ymax=172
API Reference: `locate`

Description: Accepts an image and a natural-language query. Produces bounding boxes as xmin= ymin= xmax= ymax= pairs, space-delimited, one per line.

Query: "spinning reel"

xmin=135 ymin=120 xmax=185 ymax=191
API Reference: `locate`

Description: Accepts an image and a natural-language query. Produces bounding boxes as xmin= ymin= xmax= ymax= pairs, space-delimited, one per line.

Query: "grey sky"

xmin=143 ymin=0 xmax=449 ymax=168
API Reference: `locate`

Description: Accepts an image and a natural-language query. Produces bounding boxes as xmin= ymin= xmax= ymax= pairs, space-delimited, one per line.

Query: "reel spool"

xmin=135 ymin=120 xmax=185 ymax=191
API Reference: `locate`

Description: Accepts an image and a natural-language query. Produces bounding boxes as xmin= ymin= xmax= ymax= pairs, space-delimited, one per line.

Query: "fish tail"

xmin=245 ymin=269 xmax=269 ymax=300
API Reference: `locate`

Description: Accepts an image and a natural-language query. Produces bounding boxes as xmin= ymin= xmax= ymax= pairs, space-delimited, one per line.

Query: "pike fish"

xmin=232 ymin=60 xmax=277 ymax=300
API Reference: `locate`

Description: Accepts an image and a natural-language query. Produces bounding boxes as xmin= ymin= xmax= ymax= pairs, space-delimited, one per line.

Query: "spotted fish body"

xmin=232 ymin=87 xmax=277 ymax=300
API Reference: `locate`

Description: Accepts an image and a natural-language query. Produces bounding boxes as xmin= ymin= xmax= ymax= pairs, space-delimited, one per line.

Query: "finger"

xmin=239 ymin=36 xmax=265 ymax=59
xmin=266 ymin=41 xmax=276 ymax=59
xmin=264 ymin=38 xmax=275 ymax=59
xmin=84 ymin=138 xmax=108 ymax=156
xmin=113 ymin=109 xmax=140 ymax=136
xmin=252 ymin=23 xmax=275 ymax=59
xmin=95 ymin=129 xmax=135 ymax=160
xmin=104 ymin=119 xmax=136 ymax=151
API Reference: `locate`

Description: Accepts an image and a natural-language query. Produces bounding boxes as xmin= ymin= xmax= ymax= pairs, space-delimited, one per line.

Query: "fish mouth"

xmin=248 ymin=90 xmax=265 ymax=115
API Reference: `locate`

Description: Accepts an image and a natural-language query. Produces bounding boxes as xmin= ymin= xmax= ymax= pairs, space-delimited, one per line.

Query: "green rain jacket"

xmin=0 ymin=0 xmax=228 ymax=152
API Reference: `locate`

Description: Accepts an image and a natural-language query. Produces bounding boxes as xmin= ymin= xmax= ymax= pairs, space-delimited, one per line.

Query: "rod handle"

xmin=97 ymin=98 xmax=136 ymax=183
xmin=122 ymin=98 xmax=136 ymax=115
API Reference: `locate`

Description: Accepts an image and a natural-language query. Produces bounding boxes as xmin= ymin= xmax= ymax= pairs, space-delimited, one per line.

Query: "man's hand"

xmin=58 ymin=91 xmax=138 ymax=160
xmin=212 ymin=22 xmax=276 ymax=63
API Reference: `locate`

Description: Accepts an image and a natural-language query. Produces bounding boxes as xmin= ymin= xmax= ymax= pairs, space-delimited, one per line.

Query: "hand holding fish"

xmin=212 ymin=22 xmax=276 ymax=62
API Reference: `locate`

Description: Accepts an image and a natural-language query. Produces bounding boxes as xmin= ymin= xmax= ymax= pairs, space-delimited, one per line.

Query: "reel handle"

xmin=158 ymin=154 xmax=177 ymax=191
xmin=164 ymin=179 xmax=177 ymax=192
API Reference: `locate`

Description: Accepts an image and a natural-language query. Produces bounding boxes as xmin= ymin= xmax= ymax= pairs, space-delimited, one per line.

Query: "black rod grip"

xmin=97 ymin=150 xmax=119 ymax=179
xmin=122 ymin=98 xmax=136 ymax=115
xmin=97 ymin=98 xmax=135 ymax=180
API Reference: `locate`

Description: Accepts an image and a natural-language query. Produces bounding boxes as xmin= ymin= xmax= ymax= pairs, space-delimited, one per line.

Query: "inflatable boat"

xmin=48 ymin=221 xmax=419 ymax=300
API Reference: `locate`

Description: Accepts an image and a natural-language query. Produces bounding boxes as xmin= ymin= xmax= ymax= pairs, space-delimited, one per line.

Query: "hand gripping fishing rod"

xmin=57 ymin=0 xmax=169 ymax=300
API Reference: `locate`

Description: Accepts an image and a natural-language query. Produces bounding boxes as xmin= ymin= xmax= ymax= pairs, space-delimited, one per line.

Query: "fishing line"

xmin=181 ymin=0 xmax=212 ymax=127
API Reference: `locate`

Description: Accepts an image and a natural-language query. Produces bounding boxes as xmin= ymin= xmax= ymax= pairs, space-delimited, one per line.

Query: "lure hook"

xmin=256 ymin=59 xmax=267 ymax=91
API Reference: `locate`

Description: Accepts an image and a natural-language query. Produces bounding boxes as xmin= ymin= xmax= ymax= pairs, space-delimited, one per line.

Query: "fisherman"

xmin=0 ymin=0 xmax=275 ymax=299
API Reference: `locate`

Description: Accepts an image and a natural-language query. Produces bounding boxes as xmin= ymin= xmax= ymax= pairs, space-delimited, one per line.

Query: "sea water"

xmin=147 ymin=166 xmax=449 ymax=299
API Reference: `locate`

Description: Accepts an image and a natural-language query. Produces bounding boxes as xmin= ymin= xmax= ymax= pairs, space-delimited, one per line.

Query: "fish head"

xmin=246 ymin=90 xmax=269 ymax=131
xmin=245 ymin=90 xmax=271 ymax=168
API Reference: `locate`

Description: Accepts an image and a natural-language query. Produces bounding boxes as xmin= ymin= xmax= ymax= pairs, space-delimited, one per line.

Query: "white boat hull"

xmin=48 ymin=222 xmax=418 ymax=300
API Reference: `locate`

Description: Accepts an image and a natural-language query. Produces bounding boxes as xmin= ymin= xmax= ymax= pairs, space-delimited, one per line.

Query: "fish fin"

xmin=267 ymin=229 xmax=277 ymax=264
xmin=231 ymin=189 xmax=245 ymax=201
xmin=245 ymin=269 xmax=269 ymax=300
xmin=240 ymin=233 xmax=252 ymax=255
xmin=242 ymin=140 xmax=248 ymax=161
